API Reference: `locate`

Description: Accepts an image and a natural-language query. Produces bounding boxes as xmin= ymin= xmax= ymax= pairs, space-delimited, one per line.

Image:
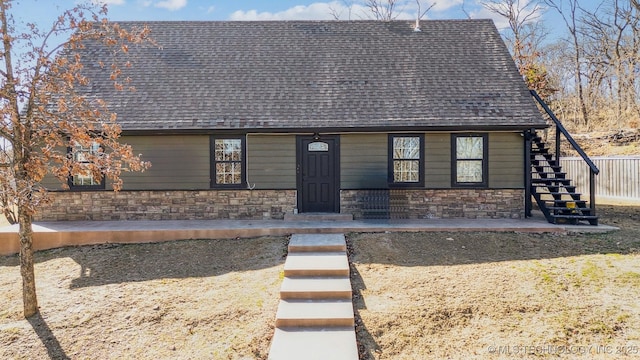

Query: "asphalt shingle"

xmin=77 ymin=20 xmax=547 ymax=132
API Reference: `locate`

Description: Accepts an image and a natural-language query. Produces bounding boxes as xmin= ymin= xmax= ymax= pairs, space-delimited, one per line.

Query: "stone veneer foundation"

xmin=36 ymin=190 xmax=297 ymax=221
xmin=340 ymin=189 xmax=524 ymax=220
xmin=37 ymin=188 xmax=523 ymax=221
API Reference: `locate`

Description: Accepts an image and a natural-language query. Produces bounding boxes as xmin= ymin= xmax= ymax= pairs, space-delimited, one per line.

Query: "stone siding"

xmin=341 ymin=189 xmax=524 ymax=219
xmin=38 ymin=188 xmax=522 ymax=221
xmin=37 ymin=190 xmax=297 ymax=221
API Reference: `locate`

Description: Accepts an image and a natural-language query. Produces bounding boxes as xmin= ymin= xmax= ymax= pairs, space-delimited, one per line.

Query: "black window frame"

xmin=451 ymin=133 xmax=489 ymax=188
xmin=210 ymin=135 xmax=247 ymax=189
xmin=67 ymin=140 xmax=106 ymax=191
xmin=387 ymin=133 xmax=425 ymax=188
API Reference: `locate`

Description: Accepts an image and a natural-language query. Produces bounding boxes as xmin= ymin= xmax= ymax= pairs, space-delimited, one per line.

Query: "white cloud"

xmin=230 ymin=2 xmax=346 ymax=21
xmin=228 ymin=1 xmax=471 ymax=22
xmin=429 ymin=0 xmax=464 ymax=13
xmin=229 ymin=1 xmax=417 ymax=21
xmin=206 ymin=6 xmax=215 ymax=14
xmin=154 ymin=0 xmax=187 ymax=11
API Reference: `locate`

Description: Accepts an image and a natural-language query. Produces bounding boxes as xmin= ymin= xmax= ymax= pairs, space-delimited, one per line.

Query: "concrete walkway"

xmin=0 ymin=214 xmax=617 ymax=255
xmin=268 ymin=234 xmax=358 ymax=360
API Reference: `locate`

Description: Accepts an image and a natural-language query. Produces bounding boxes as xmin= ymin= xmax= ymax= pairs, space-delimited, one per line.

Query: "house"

xmin=39 ymin=19 xmax=566 ymax=222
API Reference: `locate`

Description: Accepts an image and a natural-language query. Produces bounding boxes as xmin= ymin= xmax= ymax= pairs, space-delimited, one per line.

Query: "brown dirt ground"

xmin=349 ymin=205 xmax=640 ymax=359
xmin=562 ymin=129 xmax=640 ymax=156
xmin=0 ymin=237 xmax=287 ymax=360
xmin=1 ymin=205 xmax=639 ymax=359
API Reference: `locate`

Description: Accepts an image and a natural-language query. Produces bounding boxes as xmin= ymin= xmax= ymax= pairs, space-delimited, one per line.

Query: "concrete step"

xmin=268 ymin=327 xmax=358 ymax=360
xmin=288 ymin=233 xmax=347 ymax=253
xmin=275 ymin=299 xmax=354 ymax=328
xmin=283 ymin=213 xmax=353 ymax=221
xmin=280 ymin=276 xmax=352 ymax=300
xmin=283 ymin=252 xmax=349 ymax=277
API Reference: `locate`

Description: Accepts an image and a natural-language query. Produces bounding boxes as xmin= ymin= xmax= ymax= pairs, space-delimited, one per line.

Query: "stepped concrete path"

xmin=268 ymin=233 xmax=358 ymax=360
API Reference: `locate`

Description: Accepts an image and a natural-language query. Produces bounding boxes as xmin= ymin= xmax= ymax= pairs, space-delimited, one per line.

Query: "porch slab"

xmin=268 ymin=327 xmax=358 ymax=360
xmin=0 ymin=216 xmax=618 ymax=256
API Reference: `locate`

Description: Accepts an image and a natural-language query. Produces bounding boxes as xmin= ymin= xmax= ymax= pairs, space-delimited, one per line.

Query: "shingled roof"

xmin=78 ymin=20 xmax=547 ymax=132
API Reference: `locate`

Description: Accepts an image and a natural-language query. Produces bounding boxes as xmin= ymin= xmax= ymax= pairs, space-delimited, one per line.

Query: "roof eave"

xmin=121 ymin=124 xmax=548 ymax=136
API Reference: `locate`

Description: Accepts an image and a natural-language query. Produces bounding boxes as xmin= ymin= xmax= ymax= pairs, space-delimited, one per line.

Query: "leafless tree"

xmin=543 ymin=0 xmax=590 ymax=126
xmin=482 ymin=0 xmax=544 ymax=67
xmin=580 ymin=0 xmax=640 ymax=127
xmin=482 ymin=0 xmax=554 ymax=98
xmin=366 ymin=0 xmax=401 ymax=21
xmin=329 ymin=0 xmax=356 ymax=20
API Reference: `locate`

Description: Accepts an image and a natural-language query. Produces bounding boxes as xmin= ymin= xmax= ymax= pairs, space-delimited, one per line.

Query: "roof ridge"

xmin=109 ymin=19 xmax=496 ymax=24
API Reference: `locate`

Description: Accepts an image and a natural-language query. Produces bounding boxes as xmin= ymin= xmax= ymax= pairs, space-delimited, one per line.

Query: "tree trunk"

xmin=18 ymin=206 xmax=38 ymax=318
xmin=573 ymin=35 xmax=589 ymax=127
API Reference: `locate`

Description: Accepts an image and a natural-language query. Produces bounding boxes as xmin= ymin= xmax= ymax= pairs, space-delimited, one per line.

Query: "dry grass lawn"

xmin=0 ymin=214 xmax=9 ymax=228
xmin=349 ymin=205 xmax=640 ymax=359
xmin=1 ymin=237 xmax=287 ymax=359
xmin=0 ymin=205 xmax=639 ymax=359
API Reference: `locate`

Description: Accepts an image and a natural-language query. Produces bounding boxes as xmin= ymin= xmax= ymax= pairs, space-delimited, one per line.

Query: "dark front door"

xmin=297 ymin=136 xmax=339 ymax=213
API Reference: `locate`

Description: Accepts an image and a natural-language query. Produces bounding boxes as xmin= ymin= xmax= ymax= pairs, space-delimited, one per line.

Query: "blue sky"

xmin=11 ymin=0 xmax=603 ymax=33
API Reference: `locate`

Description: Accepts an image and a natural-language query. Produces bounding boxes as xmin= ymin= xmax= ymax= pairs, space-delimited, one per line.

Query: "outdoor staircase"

xmin=530 ymin=134 xmax=598 ymax=225
xmin=529 ymin=90 xmax=600 ymax=226
xmin=268 ymin=234 xmax=358 ymax=360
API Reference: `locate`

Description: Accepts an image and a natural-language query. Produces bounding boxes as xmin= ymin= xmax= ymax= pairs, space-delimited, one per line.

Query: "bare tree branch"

xmin=366 ymin=0 xmax=400 ymax=21
xmin=329 ymin=6 xmax=342 ymax=20
xmin=460 ymin=0 xmax=473 ymax=19
xmin=416 ymin=0 xmax=436 ymax=20
xmin=0 ymin=0 xmax=153 ymax=318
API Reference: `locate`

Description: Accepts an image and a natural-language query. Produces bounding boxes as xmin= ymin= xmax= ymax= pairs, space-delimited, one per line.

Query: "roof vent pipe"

xmin=414 ymin=18 xmax=421 ymax=32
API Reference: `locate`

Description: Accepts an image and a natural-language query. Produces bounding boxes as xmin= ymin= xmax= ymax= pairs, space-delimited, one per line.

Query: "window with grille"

xmin=388 ymin=134 xmax=424 ymax=187
xmin=69 ymin=141 xmax=105 ymax=190
xmin=452 ymin=134 xmax=488 ymax=187
xmin=211 ymin=136 xmax=246 ymax=188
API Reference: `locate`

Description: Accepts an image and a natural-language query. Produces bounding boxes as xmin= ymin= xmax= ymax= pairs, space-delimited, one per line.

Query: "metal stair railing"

xmin=530 ymin=90 xmax=600 ymax=219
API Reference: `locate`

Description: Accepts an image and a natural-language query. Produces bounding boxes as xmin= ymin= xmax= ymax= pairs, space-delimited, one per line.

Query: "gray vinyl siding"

xmin=39 ymin=135 xmax=210 ymax=190
xmin=39 ymin=131 xmax=524 ymax=192
xmin=425 ymin=133 xmax=451 ymax=188
xmin=488 ymin=133 xmax=524 ymax=188
xmin=40 ymin=169 xmax=66 ymax=190
xmin=119 ymin=135 xmax=210 ymax=190
xmin=341 ymin=134 xmax=387 ymax=189
xmin=247 ymin=135 xmax=296 ymax=189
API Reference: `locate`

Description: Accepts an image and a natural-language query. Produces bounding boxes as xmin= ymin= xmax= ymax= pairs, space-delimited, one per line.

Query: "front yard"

xmin=349 ymin=205 xmax=640 ymax=359
xmin=1 ymin=205 xmax=639 ymax=359
xmin=1 ymin=236 xmax=286 ymax=359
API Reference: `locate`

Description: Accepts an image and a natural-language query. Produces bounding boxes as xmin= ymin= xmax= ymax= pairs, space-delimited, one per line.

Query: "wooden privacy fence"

xmin=560 ymin=156 xmax=640 ymax=204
